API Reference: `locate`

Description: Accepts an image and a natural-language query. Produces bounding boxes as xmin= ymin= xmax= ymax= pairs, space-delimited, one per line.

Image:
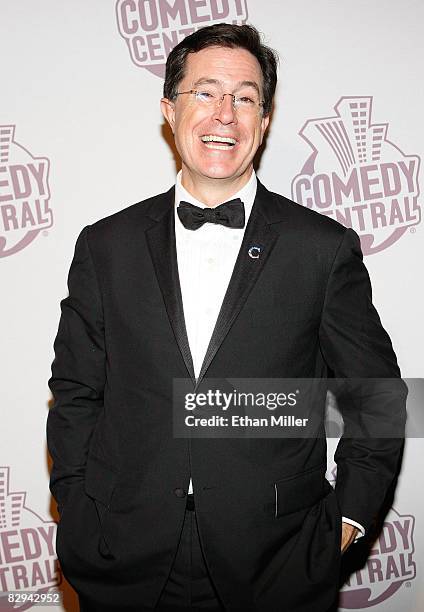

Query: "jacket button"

xmin=174 ymin=488 xmax=186 ymax=498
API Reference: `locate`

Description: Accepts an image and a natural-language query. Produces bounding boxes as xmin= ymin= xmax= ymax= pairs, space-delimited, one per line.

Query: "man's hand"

xmin=341 ymin=522 xmax=359 ymax=553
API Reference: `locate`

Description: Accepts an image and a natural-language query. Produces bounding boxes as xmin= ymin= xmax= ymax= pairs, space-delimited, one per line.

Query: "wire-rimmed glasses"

xmin=173 ymin=89 xmax=265 ymax=113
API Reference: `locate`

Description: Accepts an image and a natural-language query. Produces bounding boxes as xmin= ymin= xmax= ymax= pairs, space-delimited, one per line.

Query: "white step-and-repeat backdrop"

xmin=1 ymin=1 xmax=422 ymax=610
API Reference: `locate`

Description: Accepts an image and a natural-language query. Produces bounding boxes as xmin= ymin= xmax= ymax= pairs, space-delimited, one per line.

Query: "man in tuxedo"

xmin=47 ymin=23 xmax=406 ymax=612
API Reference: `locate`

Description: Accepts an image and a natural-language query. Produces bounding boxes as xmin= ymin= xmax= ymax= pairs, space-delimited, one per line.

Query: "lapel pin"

xmin=248 ymin=245 xmax=261 ymax=259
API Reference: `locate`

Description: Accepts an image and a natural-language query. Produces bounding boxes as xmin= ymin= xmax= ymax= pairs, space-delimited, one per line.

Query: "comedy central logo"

xmin=116 ymin=0 xmax=249 ymax=78
xmin=0 ymin=467 xmax=60 ymax=608
xmin=0 ymin=125 xmax=52 ymax=258
xmin=340 ymin=507 xmax=416 ymax=609
xmin=326 ymin=466 xmax=416 ymax=608
xmin=292 ymin=97 xmax=421 ymax=254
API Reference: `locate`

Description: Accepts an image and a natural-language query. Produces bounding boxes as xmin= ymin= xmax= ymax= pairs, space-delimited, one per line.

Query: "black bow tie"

xmin=177 ymin=198 xmax=245 ymax=230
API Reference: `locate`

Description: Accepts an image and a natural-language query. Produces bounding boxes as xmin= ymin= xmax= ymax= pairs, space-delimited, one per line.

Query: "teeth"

xmin=201 ymin=135 xmax=237 ymax=145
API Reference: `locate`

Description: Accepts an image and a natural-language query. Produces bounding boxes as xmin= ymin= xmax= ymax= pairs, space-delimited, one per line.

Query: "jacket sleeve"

xmin=319 ymin=227 xmax=407 ymax=535
xmin=47 ymin=225 xmax=106 ymax=510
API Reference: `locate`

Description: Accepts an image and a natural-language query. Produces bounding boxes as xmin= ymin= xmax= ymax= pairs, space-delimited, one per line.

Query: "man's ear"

xmin=161 ymin=98 xmax=175 ymax=134
xmin=259 ymin=114 xmax=270 ymax=145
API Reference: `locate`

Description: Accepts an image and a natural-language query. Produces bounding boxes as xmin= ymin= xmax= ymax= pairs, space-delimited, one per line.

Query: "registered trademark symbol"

xmin=410 ymin=227 xmax=416 ymax=234
xmin=405 ymin=581 xmax=411 ymax=588
xmin=42 ymin=230 xmax=49 ymax=237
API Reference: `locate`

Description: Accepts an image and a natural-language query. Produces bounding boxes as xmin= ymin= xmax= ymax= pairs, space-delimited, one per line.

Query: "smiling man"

xmin=47 ymin=24 xmax=406 ymax=612
xmin=160 ymin=44 xmax=269 ymax=204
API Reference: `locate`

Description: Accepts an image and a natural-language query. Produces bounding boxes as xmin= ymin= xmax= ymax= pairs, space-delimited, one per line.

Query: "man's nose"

xmin=214 ymin=94 xmax=237 ymax=124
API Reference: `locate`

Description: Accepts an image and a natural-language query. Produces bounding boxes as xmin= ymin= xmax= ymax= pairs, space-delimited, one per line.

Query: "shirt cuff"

xmin=342 ymin=516 xmax=366 ymax=541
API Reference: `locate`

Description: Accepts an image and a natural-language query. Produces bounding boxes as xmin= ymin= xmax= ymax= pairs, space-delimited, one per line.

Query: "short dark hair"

xmin=163 ymin=24 xmax=278 ymax=116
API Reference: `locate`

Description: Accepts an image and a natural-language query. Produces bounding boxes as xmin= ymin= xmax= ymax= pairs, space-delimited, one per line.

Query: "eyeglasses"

xmin=174 ymin=89 xmax=265 ymax=113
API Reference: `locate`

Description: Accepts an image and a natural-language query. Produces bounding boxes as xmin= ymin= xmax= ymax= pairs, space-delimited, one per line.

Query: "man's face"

xmin=161 ymin=46 xmax=270 ymax=189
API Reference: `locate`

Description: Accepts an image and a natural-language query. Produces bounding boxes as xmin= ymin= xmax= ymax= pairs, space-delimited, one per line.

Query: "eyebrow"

xmin=192 ymin=78 xmax=261 ymax=95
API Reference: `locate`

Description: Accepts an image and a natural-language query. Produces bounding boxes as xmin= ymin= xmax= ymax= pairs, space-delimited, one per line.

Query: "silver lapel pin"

xmin=248 ymin=245 xmax=261 ymax=259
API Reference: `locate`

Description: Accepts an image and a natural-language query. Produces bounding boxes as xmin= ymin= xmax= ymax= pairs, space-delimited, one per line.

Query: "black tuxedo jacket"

xmin=47 ymin=180 xmax=406 ymax=611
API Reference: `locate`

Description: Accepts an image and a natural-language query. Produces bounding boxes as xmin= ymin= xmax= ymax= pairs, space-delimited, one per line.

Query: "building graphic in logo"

xmin=0 ymin=467 xmax=60 ymax=609
xmin=326 ymin=466 xmax=416 ymax=608
xmin=292 ymin=97 xmax=421 ymax=254
xmin=0 ymin=125 xmax=52 ymax=258
xmin=116 ymin=0 xmax=249 ymax=77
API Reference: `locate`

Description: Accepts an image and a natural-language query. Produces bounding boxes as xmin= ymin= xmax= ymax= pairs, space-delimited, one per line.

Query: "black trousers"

xmin=79 ymin=495 xmax=225 ymax=612
xmin=155 ymin=496 xmax=225 ymax=611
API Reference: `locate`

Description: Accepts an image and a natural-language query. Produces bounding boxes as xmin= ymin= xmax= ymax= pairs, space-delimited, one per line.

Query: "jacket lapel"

xmin=145 ymin=188 xmax=196 ymax=381
xmin=145 ymin=180 xmax=286 ymax=387
xmin=196 ymin=180 xmax=282 ymax=386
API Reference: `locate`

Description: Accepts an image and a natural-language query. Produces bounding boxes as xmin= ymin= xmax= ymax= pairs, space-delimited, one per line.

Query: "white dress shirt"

xmin=174 ymin=169 xmax=257 ymax=381
xmin=173 ymin=170 xmax=365 ymax=540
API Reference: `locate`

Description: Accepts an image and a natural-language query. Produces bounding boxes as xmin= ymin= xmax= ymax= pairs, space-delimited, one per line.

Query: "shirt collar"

xmin=174 ymin=170 xmax=257 ymax=226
